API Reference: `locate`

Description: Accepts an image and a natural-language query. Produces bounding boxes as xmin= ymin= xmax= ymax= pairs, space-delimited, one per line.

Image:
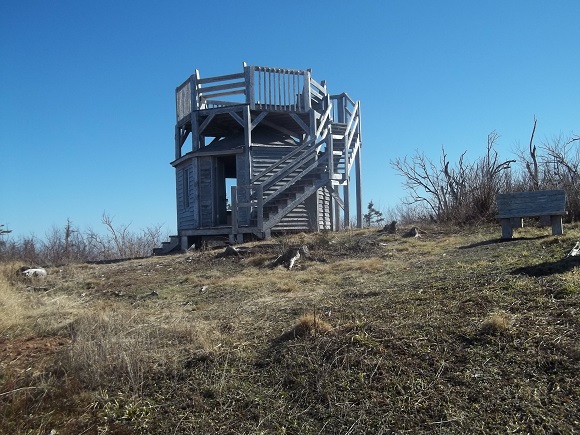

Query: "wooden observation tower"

xmin=157 ymin=63 xmax=362 ymax=253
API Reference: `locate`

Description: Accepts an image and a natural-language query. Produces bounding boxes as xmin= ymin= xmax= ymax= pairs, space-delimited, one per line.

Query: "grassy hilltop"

xmin=1 ymin=223 xmax=579 ymax=434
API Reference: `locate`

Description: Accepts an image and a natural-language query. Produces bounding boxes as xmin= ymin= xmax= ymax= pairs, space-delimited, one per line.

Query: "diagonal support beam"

xmin=290 ymin=113 xmax=309 ymax=134
xmin=228 ymin=110 xmax=245 ymax=127
xmin=260 ymin=119 xmax=301 ymax=142
xmin=327 ymin=185 xmax=345 ymax=209
xmin=251 ymin=111 xmax=268 ymax=130
xmin=198 ymin=113 xmax=215 ymax=134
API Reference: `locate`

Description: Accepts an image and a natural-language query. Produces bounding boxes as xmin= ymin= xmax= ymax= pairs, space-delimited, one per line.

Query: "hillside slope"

xmin=1 ymin=223 xmax=579 ymax=434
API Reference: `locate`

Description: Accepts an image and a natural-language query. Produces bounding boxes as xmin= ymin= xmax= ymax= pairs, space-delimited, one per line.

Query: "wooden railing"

xmin=176 ymin=65 xmax=330 ymax=123
xmin=176 ymin=79 xmax=192 ymax=124
xmin=329 ymin=93 xmax=361 ymax=178
xmin=249 ymin=66 xmax=310 ymax=111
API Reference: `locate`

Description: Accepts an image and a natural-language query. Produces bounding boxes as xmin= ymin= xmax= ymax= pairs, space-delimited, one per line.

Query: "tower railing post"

xmin=244 ymin=64 xmax=254 ymax=109
xmin=304 ymin=69 xmax=312 ymax=112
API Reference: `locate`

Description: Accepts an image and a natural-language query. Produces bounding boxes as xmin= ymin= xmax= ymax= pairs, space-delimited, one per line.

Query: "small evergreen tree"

xmin=363 ymin=201 xmax=385 ymax=227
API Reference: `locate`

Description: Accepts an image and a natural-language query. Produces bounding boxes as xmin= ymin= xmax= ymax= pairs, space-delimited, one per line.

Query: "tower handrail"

xmin=176 ymin=65 xmax=331 ymax=121
xmin=248 ymin=66 xmax=311 ymax=112
xmin=328 ymin=93 xmax=361 ymax=179
xmin=251 ymin=136 xmax=327 ymax=195
xmin=250 ymin=96 xmax=332 ymax=186
xmin=261 ymin=152 xmax=329 ymax=206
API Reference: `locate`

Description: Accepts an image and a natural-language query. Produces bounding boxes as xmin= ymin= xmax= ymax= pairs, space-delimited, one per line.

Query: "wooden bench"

xmin=496 ymin=190 xmax=566 ymax=239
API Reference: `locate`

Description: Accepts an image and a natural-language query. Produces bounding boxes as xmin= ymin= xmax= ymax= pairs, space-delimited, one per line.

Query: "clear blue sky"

xmin=1 ymin=1 xmax=578 ymax=239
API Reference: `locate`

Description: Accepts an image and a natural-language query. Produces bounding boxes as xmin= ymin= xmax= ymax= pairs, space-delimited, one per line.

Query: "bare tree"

xmin=391 ymin=132 xmax=514 ymax=223
xmin=514 ymin=118 xmax=580 ymax=220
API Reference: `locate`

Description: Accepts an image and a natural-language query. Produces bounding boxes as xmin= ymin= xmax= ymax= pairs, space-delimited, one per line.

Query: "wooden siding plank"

xmin=198 ymin=81 xmax=246 ymax=94
xmin=496 ymin=190 xmax=566 ymax=218
xmin=198 ymin=72 xmax=245 ymax=84
xmin=199 ymin=89 xmax=246 ymax=99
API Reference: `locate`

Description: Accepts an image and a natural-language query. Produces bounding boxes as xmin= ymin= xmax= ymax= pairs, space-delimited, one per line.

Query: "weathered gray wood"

xmin=251 ymin=136 xmax=317 ymax=184
xmin=251 ymin=111 xmax=268 ymax=130
xmin=198 ymin=89 xmax=245 ymax=100
xmin=198 ymin=81 xmax=245 ymax=94
xmin=355 ymin=143 xmax=363 ymax=229
xmin=198 ymin=113 xmax=215 ymax=135
xmin=343 ymin=183 xmax=350 ymax=228
xmin=231 ymin=185 xmax=238 ymax=235
xmin=198 ymin=72 xmax=245 ymax=84
xmin=238 ymin=106 xmax=252 ymax=226
xmin=290 ymin=113 xmax=309 ymax=133
xmin=496 ymin=190 xmax=566 ymax=238
xmin=551 ymin=215 xmax=563 ymax=235
xmin=172 ymin=64 xmax=362 ymax=242
xmin=227 ymin=110 xmax=245 ymax=128
xmin=500 ymin=218 xmax=513 ymax=239
xmin=496 ymin=190 xmax=566 ymax=218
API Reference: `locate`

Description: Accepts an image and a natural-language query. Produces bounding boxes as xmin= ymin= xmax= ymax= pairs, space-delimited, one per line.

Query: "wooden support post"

xmin=180 ymin=235 xmax=189 ymax=251
xmin=355 ymin=145 xmax=363 ymax=229
xmin=328 ymin=135 xmax=334 ymax=181
xmin=244 ymin=64 xmax=254 ymax=109
xmin=175 ymin=126 xmax=181 ymax=160
xmin=231 ymin=185 xmax=238 ymax=235
xmin=337 ymin=95 xmax=345 ymax=123
xmin=236 ymin=106 xmax=252 ymax=226
xmin=551 ymin=215 xmax=563 ymax=235
xmin=304 ymin=70 xmax=312 ymax=111
xmin=334 ymin=192 xmax=341 ymax=231
xmin=343 ymin=182 xmax=350 ymax=229
xmin=191 ymin=72 xmax=200 ymax=151
xmin=257 ymin=184 xmax=264 ymax=231
xmin=500 ymin=218 xmax=513 ymax=239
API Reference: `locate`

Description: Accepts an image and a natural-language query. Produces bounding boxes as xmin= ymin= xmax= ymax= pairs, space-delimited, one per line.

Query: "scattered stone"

xmin=567 ymin=241 xmax=580 ymax=257
xmin=270 ymin=245 xmax=309 ymax=270
xmin=381 ymin=220 xmax=397 ymax=234
xmin=20 ymin=267 xmax=48 ymax=278
xmin=403 ymin=227 xmax=421 ymax=238
xmin=215 ymin=245 xmax=240 ymax=258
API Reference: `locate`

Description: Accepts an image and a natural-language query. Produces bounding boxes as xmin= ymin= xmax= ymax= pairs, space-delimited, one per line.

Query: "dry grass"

xmin=479 ymin=310 xmax=514 ymax=335
xmin=0 ymin=263 xmax=81 ymax=339
xmin=1 ymin=223 xmax=579 ymax=434
xmin=282 ymin=313 xmax=333 ymax=339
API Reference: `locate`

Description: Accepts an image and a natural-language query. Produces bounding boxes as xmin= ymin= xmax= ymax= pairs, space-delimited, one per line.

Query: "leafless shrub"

xmin=514 ymin=118 xmax=580 ymax=221
xmin=391 ymin=132 xmax=515 ymax=224
xmin=0 ymin=214 xmax=166 ymax=265
xmin=87 ymin=213 xmax=164 ymax=260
